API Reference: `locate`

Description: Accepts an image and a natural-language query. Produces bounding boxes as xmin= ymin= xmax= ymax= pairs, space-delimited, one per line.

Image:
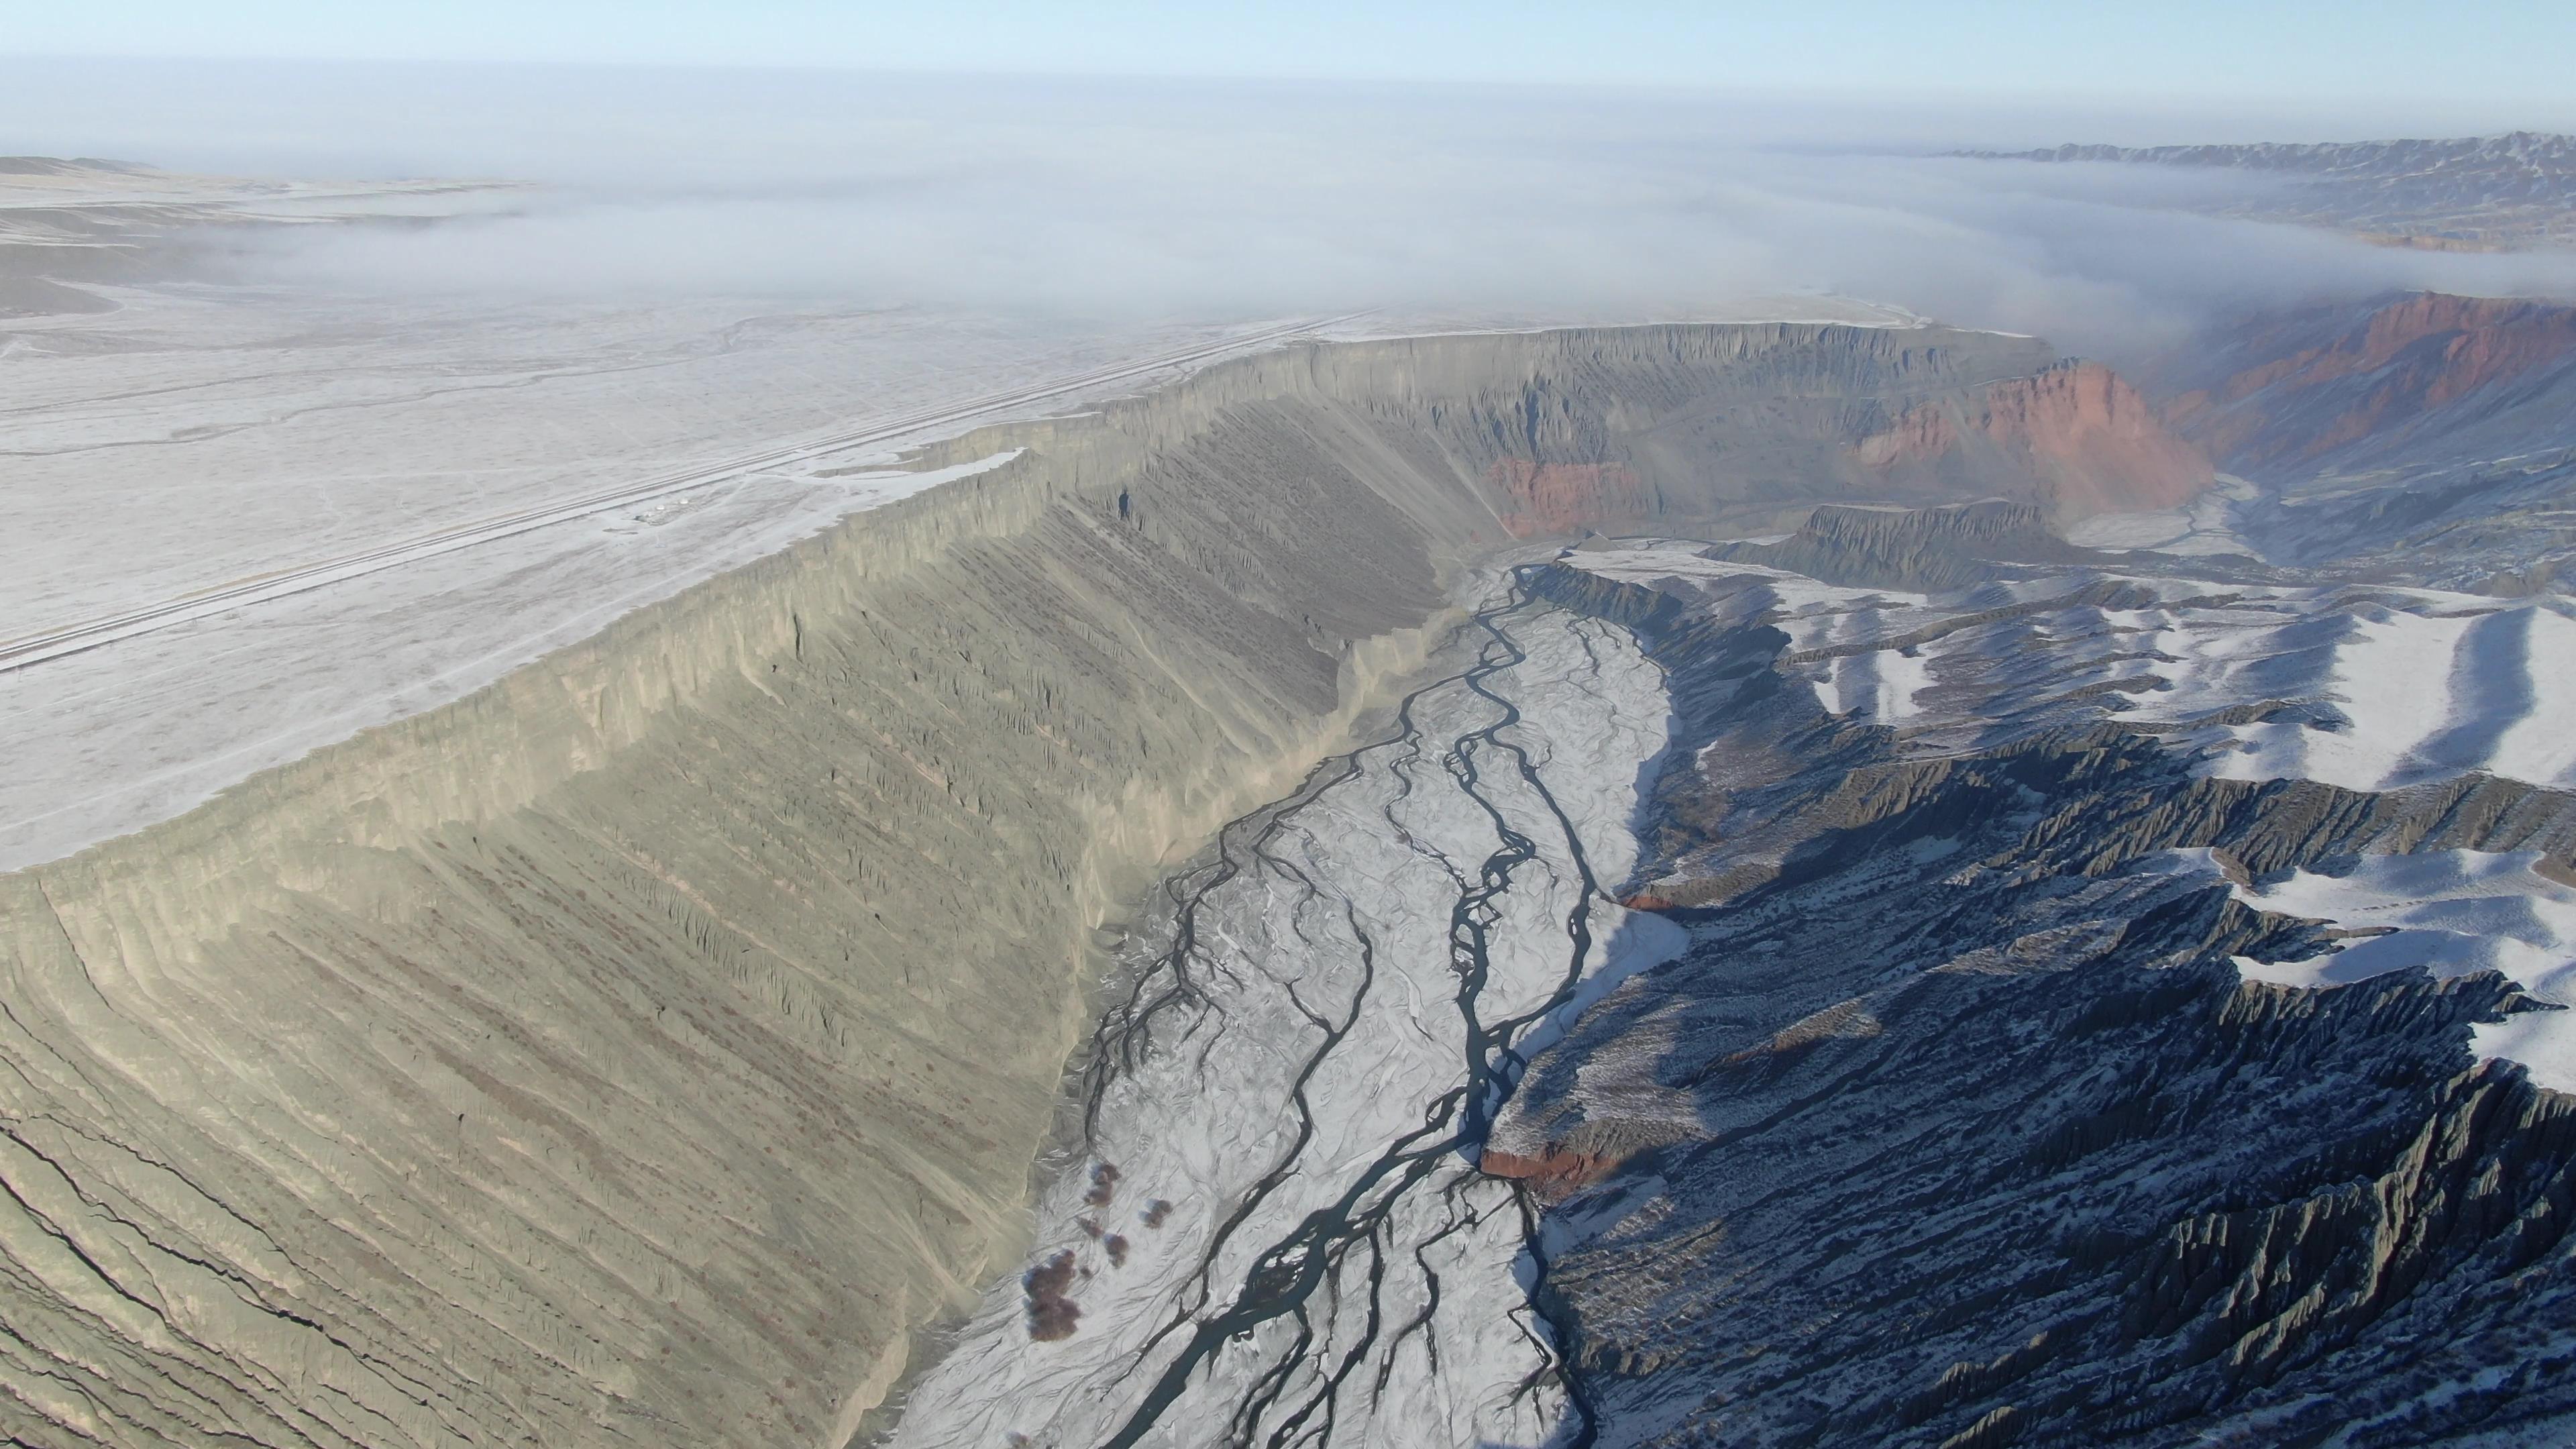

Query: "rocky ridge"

xmin=1493 ymin=540 xmax=2576 ymax=1446
xmin=1706 ymin=498 xmax=2131 ymax=590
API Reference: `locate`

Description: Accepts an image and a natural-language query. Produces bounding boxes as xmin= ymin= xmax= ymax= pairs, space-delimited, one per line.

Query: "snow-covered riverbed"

xmin=885 ymin=574 xmax=1680 ymax=1448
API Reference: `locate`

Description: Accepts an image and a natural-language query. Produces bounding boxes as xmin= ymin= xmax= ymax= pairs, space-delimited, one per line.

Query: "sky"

xmin=7 ymin=1 xmax=2575 ymax=131
xmin=7 ymin=6 xmax=2573 ymax=358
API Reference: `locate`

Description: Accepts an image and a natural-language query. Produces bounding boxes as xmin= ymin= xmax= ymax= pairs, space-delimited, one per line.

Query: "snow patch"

xmin=2216 ymin=851 xmax=2576 ymax=1091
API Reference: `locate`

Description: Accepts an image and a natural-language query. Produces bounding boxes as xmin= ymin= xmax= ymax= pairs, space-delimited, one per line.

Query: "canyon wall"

xmin=2144 ymin=291 xmax=2576 ymax=588
xmin=0 ymin=322 xmax=2161 ymax=1448
xmin=1855 ymin=360 xmax=2213 ymax=519
xmin=2161 ymin=292 xmax=2576 ymax=471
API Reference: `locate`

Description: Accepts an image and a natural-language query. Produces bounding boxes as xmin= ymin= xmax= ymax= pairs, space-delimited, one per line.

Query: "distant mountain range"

xmin=1957 ymin=131 xmax=2576 ymax=248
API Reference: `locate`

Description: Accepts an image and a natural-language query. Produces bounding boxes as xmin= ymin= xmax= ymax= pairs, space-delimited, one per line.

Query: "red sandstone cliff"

xmin=1853 ymin=361 xmax=2215 ymax=520
xmin=2161 ymin=292 xmax=2576 ymax=469
xmin=1488 ymin=460 xmax=1651 ymax=538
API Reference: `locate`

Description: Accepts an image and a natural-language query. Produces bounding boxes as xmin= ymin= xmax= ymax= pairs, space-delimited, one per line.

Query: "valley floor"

xmin=885 ymin=571 xmax=1681 ymax=1448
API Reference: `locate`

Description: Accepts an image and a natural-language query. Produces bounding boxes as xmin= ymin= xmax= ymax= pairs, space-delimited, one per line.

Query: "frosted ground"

xmin=0 ymin=274 xmax=1325 ymax=867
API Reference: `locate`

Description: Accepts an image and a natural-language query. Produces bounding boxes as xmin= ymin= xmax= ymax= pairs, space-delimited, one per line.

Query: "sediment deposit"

xmin=0 ymin=321 xmax=2183 ymax=1446
xmin=885 ymin=576 xmax=1678 ymax=1448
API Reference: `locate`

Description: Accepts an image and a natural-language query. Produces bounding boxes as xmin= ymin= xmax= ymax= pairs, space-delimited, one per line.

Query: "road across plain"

xmin=0 ymin=315 xmax=1357 ymax=675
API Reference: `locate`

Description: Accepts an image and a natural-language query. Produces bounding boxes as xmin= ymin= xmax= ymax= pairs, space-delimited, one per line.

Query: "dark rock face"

xmin=1501 ymin=558 xmax=2576 ymax=1448
xmin=1707 ymin=499 xmax=2116 ymax=591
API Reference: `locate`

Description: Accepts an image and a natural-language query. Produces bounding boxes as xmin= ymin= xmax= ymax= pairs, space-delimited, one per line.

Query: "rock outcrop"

xmin=1854 ymin=360 xmax=2214 ymax=520
xmin=1490 ymin=459 xmax=1651 ymax=537
xmin=1707 ymin=498 xmax=2119 ymax=590
xmin=2145 ymin=291 xmax=2576 ymax=587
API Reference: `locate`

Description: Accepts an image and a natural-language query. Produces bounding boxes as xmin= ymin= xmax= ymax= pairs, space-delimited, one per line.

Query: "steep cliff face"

xmin=0 ymin=394 xmax=1470 ymax=1449
xmin=0 ymin=322 xmax=2132 ymax=1448
xmin=1490 ymin=460 xmax=1652 ymax=537
xmin=1459 ymin=346 xmax=2212 ymax=537
xmin=1854 ymin=360 xmax=2214 ymax=521
xmin=2144 ymin=291 xmax=2576 ymax=587
xmin=2163 ymin=292 xmax=2576 ymax=470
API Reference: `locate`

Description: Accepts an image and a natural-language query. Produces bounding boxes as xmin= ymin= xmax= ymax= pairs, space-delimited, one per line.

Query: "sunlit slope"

xmin=0 ymin=321 xmax=2147 ymax=1448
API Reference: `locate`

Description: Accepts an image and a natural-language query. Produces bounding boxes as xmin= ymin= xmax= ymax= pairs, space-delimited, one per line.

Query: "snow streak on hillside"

xmin=1572 ymin=542 xmax=2576 ymax=1090
xmin=1576 ymin=549 xmax=2576 ymax=794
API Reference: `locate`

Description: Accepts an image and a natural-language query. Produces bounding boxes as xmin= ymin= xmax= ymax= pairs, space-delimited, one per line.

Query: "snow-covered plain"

xmin=0 ymin=278 xmax=1308 ymax=869
xmin=885 ymin=576 xmax=1676 ymax=1449
xmin=0 ymin=159 xmax=523 ymax=256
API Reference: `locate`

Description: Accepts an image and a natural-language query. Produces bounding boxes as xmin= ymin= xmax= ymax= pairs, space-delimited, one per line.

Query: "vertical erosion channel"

xmin=885 ymin=570 xmax=1682 ymax=1448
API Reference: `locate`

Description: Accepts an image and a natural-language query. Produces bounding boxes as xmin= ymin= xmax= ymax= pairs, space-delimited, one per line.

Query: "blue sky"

xmin=7 ymin=1 xmax=2573 ymax=123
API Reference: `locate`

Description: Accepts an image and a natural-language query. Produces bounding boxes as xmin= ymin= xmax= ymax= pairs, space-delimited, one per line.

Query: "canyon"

xmin=2149 ymin=290 xmax=2576 ymax=592
xmin=3 ymin=270 xmax=2571 ymax=1446
xmin=0 ymin=319 xmax=2206 ymax=1447
xmin=1491 ymin=539 xmax=2576 ymax=1446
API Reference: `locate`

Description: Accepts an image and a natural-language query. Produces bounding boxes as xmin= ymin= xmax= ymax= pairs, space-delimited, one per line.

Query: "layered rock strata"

xmin=1704 ymin=498 xmax=2130 ymax=590
xmin=2162 ymin=292 xmax=2576 ymax=472
xmin=2144 ymin=292 xmax=2576 ymax=590
xmin=1854 ymin=361 xmax=2214 ymax=521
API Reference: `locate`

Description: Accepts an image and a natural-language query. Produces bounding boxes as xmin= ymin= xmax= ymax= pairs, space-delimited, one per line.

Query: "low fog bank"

xmin=10 ymin=59 xmax=2576 ymax=359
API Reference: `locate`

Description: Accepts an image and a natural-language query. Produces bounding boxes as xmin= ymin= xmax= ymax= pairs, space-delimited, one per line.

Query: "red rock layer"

xmin=2165 ymin=292 xmax=2576 ymax=467
xmin=1481 ymin=1144 xmax=1623 ymax=1201
xmin=1856 ymin=361 xmax=2214 ymax=519
xmin=1488 ymin=459 xmax=1651 ymax=538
